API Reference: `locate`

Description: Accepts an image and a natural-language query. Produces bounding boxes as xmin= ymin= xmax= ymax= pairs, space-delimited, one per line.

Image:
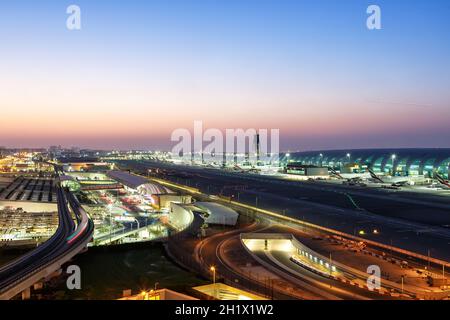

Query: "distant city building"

xmin=59 ymin=157 xmax=111 ymax=172
xmin=48 ymin=145 xmax=63 ymax=158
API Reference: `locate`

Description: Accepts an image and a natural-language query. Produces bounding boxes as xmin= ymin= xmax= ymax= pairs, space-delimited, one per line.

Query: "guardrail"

xmin=0 ymin=221 xmax=93 ymax=300
xmin=0 ymin=186 xmax=94 ymax=300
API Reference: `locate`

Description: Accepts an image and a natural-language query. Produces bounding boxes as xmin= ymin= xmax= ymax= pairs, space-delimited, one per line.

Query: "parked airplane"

xmin=232 ymin=164 xmax=261 ymax=173
xmin=367 ymin=168 xmax=427 ymax=187
xmin=435 ymin=173 xmax=450 ymax=189
xmin=328 ymin=167 xmax=370 ymax=181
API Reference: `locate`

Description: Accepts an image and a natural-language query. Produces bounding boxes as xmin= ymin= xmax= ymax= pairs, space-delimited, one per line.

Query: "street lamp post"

xmin=329 ymin=252 xmax=333 ymax=288
xmin=210 ymin=266 xmax=216 ymax=297
xmin=401 ymin=276 xmax=404 ymax=294
xmin=329 ymin=253 xmax=332 ymax=275
xmin=210 ymin=266 xmax=216 ymax=285
xmin=391 ymin=154 xmax=396 ymax=176
xmin=108 ymin=204 xmax=113 ymax=245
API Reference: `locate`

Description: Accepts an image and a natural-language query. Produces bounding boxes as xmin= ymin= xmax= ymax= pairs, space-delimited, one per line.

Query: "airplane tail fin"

xmin=435 ymin=172 xmax=444 ymax=183
xmin=328 ymin=167 xmax=343 ymax=179
xmin=368 ymin=168 xmax=384 ymax=183
xmin=435 ymin=173 xmax=450 ymax=187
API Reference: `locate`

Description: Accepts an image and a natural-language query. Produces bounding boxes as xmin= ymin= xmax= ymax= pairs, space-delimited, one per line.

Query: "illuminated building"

xmin=282 ymin=149 xmax=450 ymax=178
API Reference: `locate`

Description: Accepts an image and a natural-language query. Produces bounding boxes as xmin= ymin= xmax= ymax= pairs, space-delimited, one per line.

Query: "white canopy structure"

xmin=107 ymin=171 xmax=172 ymax=195
xmin=194 ymin=202 xmax=239 ymax=226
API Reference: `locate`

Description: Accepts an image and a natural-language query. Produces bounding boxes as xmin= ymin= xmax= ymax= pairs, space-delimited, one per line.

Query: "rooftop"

xmin=107 ymin=171 xmax=149 ymax=189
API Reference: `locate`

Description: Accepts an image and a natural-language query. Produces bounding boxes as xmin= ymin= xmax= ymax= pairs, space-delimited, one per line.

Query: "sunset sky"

xmin=0 ymin=0 xmax=449 ymax=151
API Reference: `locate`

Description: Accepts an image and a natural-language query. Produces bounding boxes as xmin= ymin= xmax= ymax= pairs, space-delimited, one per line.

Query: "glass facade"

xmin=281 ymin=149 xmax=450 ymax=178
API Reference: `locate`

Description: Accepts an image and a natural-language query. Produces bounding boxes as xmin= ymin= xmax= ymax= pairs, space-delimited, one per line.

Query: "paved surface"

xmin=118 ymin=160 xmax=450 ymax=261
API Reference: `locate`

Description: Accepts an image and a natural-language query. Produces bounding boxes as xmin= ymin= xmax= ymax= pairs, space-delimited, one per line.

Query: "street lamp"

xmin=391 ymin=154 xmax=396 ymax=175
xmin=210 ymin=266 xmax=216 ymax=285
xmin=108 ymin=204 xmax=113 ymax=245
xmin=329 ymin=253 xmax=333 ymax=288
xmin=286 ymin=153 xmax=290 ymax=163
xmin=210 ymin=266 xmax=217 ymax=297
xmin=346 ymin=153 xmax=351 ymax=163
xmin=401 ymin=276 xmax=404 ymax=294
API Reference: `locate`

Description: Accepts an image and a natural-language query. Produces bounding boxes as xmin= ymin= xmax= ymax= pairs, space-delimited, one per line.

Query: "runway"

xmin=117 ymin=160 xmax=450 ymax=262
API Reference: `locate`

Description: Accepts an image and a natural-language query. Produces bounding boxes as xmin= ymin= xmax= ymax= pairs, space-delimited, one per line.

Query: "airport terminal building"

xmin=281 ymin=149 xmax=450 ymax=178
xmin=106 ymin=171 xmax=171 ymax=195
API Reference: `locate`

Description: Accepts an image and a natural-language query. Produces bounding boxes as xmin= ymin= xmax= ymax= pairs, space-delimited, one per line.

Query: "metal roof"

xmin=107 ymin=171 xmax=151 ymax=189
xmin=106 ymin=170 xmax=171 ymax=194
xmin=281 ymin=148 xmax=450 ymax=177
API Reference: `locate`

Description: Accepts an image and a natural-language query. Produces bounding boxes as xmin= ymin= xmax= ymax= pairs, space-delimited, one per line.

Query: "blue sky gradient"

xmin=0 ymin=0 xmax=449 ymax=150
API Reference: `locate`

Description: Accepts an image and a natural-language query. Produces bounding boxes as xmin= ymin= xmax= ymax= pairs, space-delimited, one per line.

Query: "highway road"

xmin=194 ymin=219 xmax=303 ymax=300
xmin=117 ymin=160 xmax=450 ymax=261
xmin=194 ymin=218 xmax=393 ymax=300
xmin=251 ymin=248 xmax=388 ymax=300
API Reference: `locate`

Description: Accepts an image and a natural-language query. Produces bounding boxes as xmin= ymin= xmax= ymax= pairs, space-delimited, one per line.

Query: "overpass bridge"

xmin=240 ymin=233 xmax=449 ymax=300
xmin=0 ymin=179 xmax=94 ymax=299
xmin=79 ymin=182 xmax=123 ymax=191
xmin=95 ymin=225 xmax=151 ymax=245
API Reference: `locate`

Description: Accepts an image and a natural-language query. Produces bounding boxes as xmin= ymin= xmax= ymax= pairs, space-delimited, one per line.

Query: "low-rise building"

xmin=285 ymin=163 xmax=329 ymax=176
